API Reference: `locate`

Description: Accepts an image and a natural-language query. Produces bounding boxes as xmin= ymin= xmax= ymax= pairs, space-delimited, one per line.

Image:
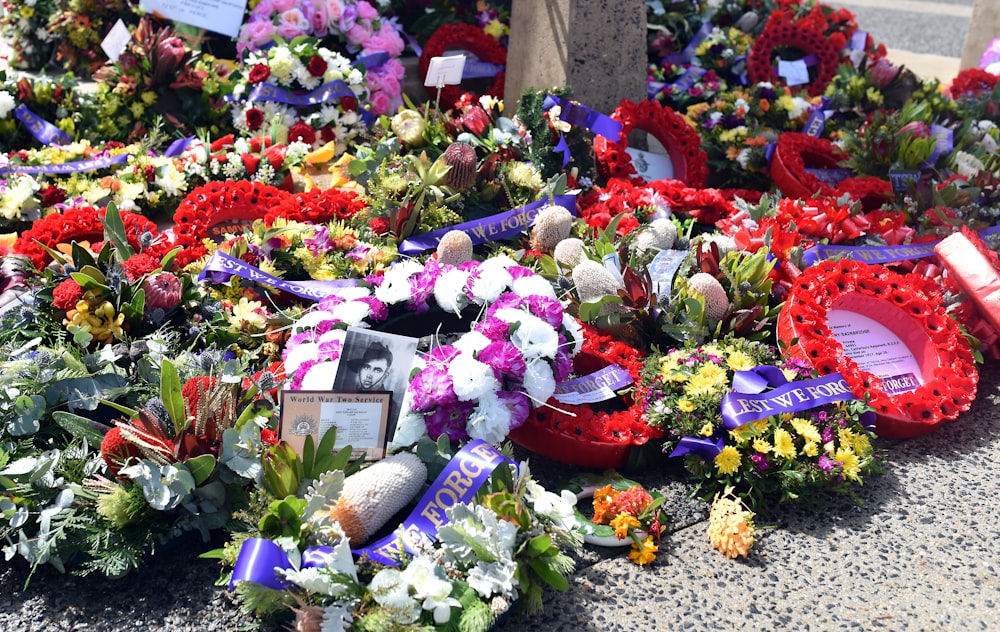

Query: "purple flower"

xmin=408 ymin=364 xmax=458 ymax=411
xmin=817 ymin=455 xmax=839 ymax=472
xmin=357 ymin=296 xmax=387 ymax=322
xmin=552 ymin=343 xmax=573 ymax=382
xmin=750 ymin=453 xmax=771 ymax=471
xmin=507 ymin=265 xmax=535 ymax=280
xmin=304 ymin=226 xmax=332 ymax=254
xmin=423 ymin=401 xmax=474 ymax=442
xmin=407 ymin=266 xmax=440 ymax=312
xmin=485 ymin=292 xmax=524 ymax=317
xmin=821 ymin=425 xmax=835 ymax=443
xmin=525 ymin=294 xmax=563 ymax=329
xmin=316 ymin=338 xmax=343 ymax=360
xmin=346 ymin=245 xmax=370 ymax=261
xmin=426 ymin=344 xmax=460 ymax=364
xmin=475 ymin=317 xmax=510 ymax=341
xmin=498 ymin=390 xmax=531 ymax=429
xmin=339 ymin=4 xmax=357 ymax=32
xmin=477 ymin=341 xmax=527 ymax=379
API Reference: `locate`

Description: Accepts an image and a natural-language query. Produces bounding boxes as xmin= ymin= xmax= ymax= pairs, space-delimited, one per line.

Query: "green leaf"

xmin=160 ymin=359 xmax=187 ymax=434
xmin=52 ymin=411 xmax=110 ymax=445
xmin=526 ymin=534 xmax=552 ymax=556
xmin=160 ymin=246 xmax=181 ymax=271
xmin=527 ymin=559 xmax=570 ymax=591
xmin=101 ymin=202 xmax=135 ymax=262
xmin=302 ymin=434 xmax=316 ymax=479
xmin=98 ymin=399 xmax=140 ymax=419
xmin=125 ymin=288 xmax=145 ymax=322
xmin=70 ymin=269 xmax=110 ymax=293
xmin=186 ymin=454 xmax=217 ymax=486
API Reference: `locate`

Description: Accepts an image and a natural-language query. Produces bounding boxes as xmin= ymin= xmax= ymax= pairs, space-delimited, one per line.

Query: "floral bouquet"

xmin=0 ymin=70 xmax=81 ymax=151
xmin=46 ymin=0 xmax=138 ymax=76
xmin=228 ymin=36 xmax=370 ymax=155
xmin=0 ymin=0 xmax=58 ymax=71
xmin=236 ymin=0 xmax=406 ymax=115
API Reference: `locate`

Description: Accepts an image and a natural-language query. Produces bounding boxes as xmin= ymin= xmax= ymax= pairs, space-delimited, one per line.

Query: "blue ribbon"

xmin=721 ymin=371 xmax=870 ymax=430
xmin=662 ymin=22 xmax=711 ymax=66
xmin=800 ymin=225 xmax=1000 ymax=266
xmin=225 ymin=80 xmax=355 ymax=107
xmin=354 ymin=52 xmax=389 ymax=70
xmin=229 ymin=539 xmax=338 ymax=590
xmin=13 ymin=105 xmax=72 ymax=146
xmin=397 ymin=194 xmax=577 ymax=256
xmin=198 ymin=251 xmax=357 ymax=300
xmin=353 ymin=440 xmax=514 ymax=565
xmin=0 ymin=153 xmax=130 ymax=175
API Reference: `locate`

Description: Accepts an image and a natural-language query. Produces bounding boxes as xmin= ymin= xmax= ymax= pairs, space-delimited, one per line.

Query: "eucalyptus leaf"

xmin=160 ymin=359 xmax=186 ymax=434
xmin=10 ymin=394 xmax=44 ymax=436
xmin=52 ymin=411 xmax=110 ymax=446
xmin=186 ymin=454 xmax=217 ymax=486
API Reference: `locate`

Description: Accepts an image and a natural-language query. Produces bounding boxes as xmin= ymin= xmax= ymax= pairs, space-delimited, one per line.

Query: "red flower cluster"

xmin=946 ymin=68 xmax=999 ymax=100
xmin=52 ymin=278 xmax=84 ymax=310
xmin=264 ymin=188 xmax=367 ymax=226
xmin=121 ymin=252 xmax=162 ymax=282
xmin=171 ymin=180 xmax=290 ymax=267
xmin=594 ymin=99 xmax=708 ymax=188
xmin=778 ymin=258 xmax=977 ymax=438
xmin=746 ymin=11 xmax=840 ymax=96
xmin=14 ymin=206 xmax=168 ymax=270
xmin=418 ymin=23 xmax=506 ymax=111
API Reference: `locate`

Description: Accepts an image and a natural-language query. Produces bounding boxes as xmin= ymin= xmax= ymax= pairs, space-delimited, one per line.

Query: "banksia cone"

xmin=327 ymin=452 xmax=427 ymax=545
xmin=572 ymin=259 xmax=622 ymax=302
xmin=554 ymin=237 xmax=585 ymax=268
xmin=529 ymin=204 xmax=574 ymax=253
xmin=633 ymin=218 xmax=678 ymax=256
xmin=687 ymin=272 xmax=730 ymax=321
xmin=443 ymin=142 xmax=478 ymax=191
xmin=437 ymin=229 xmax=474 ymax=266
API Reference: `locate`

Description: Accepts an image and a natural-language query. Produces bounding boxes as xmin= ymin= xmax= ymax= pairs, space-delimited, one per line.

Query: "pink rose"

xmin=308 ymin=1 xmax=330 ymax=36
xmin=253 ymin=0 xmax=276 ymax=17
xmin=362 ymin=29 xmax=404 ymax=58
xmin=356 ymin=1 xmax=379 ymax=21
xmin=345 ymin=23 xmax=371 ymax=47
xmin=239 ymin=21 xmax=276 ymax=54
xmin=369 ymin=89 xmax=392 ymax=116
xmin=327 ymin=0 xmax=344 ymax=21
xmin=271 ymin=0 xmax=297 ymax=12
xmin=276 ymin=8 xmax=310 ymax=40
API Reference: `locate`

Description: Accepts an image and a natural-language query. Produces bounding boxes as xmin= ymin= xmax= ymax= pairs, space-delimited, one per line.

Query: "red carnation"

xmin=306 ymin=55 xmax=327 ymax=77
xmin=340 ymin=96 xmax=357 ymax=111
xmin=245 ymin=107 xmax=265 ymax=131
xmin=241 ymin=153 xmax=261 ymax=175
xmin=38 ymin=185 xmax=67 ymax=208
xmin=142 ymin=272 xmax=182 ymax=313
xmin=369 ymin=217 xmax=389 ymax=235
xmin=288 ymin=122 xmax=316 ymax=145
xmin=248 ymin=63 xmax=270 ymax=84
xmin=122 ymin=252 xmax=161 ymax=282
xmin=53 ymin=278 xmax=84 ymax=310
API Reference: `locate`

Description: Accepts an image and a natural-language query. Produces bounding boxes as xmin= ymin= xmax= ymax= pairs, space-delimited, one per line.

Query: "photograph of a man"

xmin=351 ymin=341 xmax=393 ymax=392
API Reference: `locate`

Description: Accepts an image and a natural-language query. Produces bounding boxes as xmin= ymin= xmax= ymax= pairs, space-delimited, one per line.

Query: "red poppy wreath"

xmin=746 ymin=13 xmax=839 ymax=97
xmin=418 ymin=23 xmax=506 ymax=112
xmin=777 ymin=258 xmax=978 ymax=439
xmin=593 ymin=98 xmax=709 ymax=188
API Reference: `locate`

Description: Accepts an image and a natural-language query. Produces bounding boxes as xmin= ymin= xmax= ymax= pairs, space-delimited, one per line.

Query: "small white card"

xmin=625 ymin=147 xmax=675 ymax=182
xmin=778 ymin=59 xmax=810 ymax=86
xmin=424 ymin=55 xmax=467 ymax=87
xmin=101 ymin=19 xmax=131 ymax=63
xmin=143 ymin=0 xmax=249 ymax=38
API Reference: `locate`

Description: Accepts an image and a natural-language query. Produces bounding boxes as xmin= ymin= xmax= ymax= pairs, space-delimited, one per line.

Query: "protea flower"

xmin=142 ymin=272 xmax=182 ymax=314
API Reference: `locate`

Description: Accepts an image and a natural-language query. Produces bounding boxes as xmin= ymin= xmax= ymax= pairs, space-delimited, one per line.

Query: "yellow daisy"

xmin=772 ymin=428 xmax=796 ymax=460
xmin=835 ymin=447 xmax=861 ymax=481
xmin=677 ymin=398 xmax=696 ymax=413
xmin=726 ymin=350 xmax=756 ymax=371
xmin=714 ymin=446 xmax=741 ymax=475
xmin=790 ymin=417 xmax=822 ymax=443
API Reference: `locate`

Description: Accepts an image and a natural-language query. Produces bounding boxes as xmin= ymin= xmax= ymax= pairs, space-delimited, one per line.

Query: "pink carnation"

xmin=346 ymin=23 xmax=372 ymax=47
xmin=363 ymin=30 xmax=405 ymax=58
xmin=356 ymin=1 xmax=379 ymax=21
xmin=369 ymin=90 xmax=392 ymax=116
xmin=271 ymin=0 xmax=296 ymax=11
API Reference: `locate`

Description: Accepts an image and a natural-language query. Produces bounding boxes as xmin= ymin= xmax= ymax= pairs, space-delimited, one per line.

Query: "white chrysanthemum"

xmin=0 ymin=91 xmax=16 ymax=119
xmin=448 ymin=354 xmax=500 ymax=401
xmin=329 ymin=300 xmax=373 ymax=326
xmin=562 ymin=313 xmax=584 ymax=356
xmin=786 ymin=96 xmax=812 ymax=120
xmin=452 ymin=331 xmax=492 ymax=356
xmin=153 ymin=165 xmax=188 ymax=197
xmin=466 ymin=391 xmax=513 ymax=445
xmin=523 ymin=359 xmax=556 ymax=403
xmin=433 ymin=268 xmax=472 ymax=314
xmin=498 ymin=308 xmax=558 ymax=359
xmin=470 ymin=256 xmax=517 ymax=302
xmin=375 ymin=260 xmax=424 ymax=305
xmin=511 ymin=274 xmax=557 ymax=301
xmin=268 ymin=47 xmax=297 ymax=83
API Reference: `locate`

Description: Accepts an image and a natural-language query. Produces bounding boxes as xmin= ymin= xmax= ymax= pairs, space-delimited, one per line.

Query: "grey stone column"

xmin=960 ymin=0 xmax=1000 ymax=70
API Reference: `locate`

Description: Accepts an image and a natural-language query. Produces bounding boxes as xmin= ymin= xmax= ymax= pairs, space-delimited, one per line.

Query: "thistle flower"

xmin=707 ymin=488 xmax=755 ymax=558
xmin=442 ymin=142 xmax=478 ymax=191
xmin=687 ymin=273 xmax=730 ymax=321
xmin=436 ymin=230 xmax=474 ymax=267
xmin=529 ymin=205 xmax=574 ymax=253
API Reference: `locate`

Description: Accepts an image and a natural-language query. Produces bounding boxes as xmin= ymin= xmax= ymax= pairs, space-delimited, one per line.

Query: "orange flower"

xmin=610 ymin=513 xmax=640 ymax=539
xmin=592 ymin=485 xmax=620 ymax=524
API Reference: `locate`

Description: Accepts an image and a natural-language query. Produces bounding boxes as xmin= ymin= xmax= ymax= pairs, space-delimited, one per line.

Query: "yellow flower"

xmin=752 ymin=438 xmax=771 ymax=453
xmin=685 ymin=374 xmax=719 ymax=397
xmin=677 ymin=398 xmax=696 ymax=413
xmin=781 ymin=367 xmax=799 ymax=382
xmin=130 ymin=102 xmax=146 ymax=118
xmin=852 ymin=433 xmax=872 ymax=457
xmin=802 ymin=441 xmax=819 ymax=457
xmin=726 ymin=350 xmax=755 ymax=371
xmin=141 ymin=91 xmax=157 ymax=106
xmin=229 ymin=297 xmax=267 ymax=333
xmin=790 ymin=417 xmax=822 ymax=443
xmin=714 ymin=446 xmax=741 ymax=475
xmin=610 ymin=513 xmax=640 ymax=539
xmin=20 ymin=6 xmax=34 ymax=18
xmin=700 ymin=423 xmax=715 ymax=437
xmin=627 ymin=536 xmax=658 ymax=565
xmin=835 ymin=447 xmax=861 ymax=481
xmin=707 ymin=490 xmax=755 ymax=558
xmin=772 ymin=428 xmax=796 ymax=460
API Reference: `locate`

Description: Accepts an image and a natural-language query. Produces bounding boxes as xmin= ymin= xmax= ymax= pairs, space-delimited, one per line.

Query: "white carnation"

xmin=523 ymin=359 xmax=556 ymax=404
xmin=448 ymin=354 xmax=500 ymax=401
xmin=0 ymin=91 xmax=15 ymax=119
xmin=433 ymin=268 xmax=471 ymax=314
xmin=511 ymin=274 xmax=557 ymax=301
xmin=498 ymin=309 xmax=558 ymax=359
xmin=466 ymin=391 xmax=513 ymax=445
xmin=452 ymin=331 xmax=492 ymax=356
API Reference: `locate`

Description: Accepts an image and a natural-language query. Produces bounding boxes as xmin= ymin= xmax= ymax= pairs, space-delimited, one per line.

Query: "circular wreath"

xmin=263 ymin=188 xmax=368 ymax=226
xmin=770 ymin=133 xmax=892 ymax=211
xmin=594 ymin=99 xmax=709 ymax=188
xmin=746 ymin=15 xmax=839 ymax=97
xmin=418 ymin=23 xmax=507 ymax=112
xmin=777 ymin=258 xmax=978 ymax=438
xmin=560 ymin=474 xmax=660 ymax=547
xmin=281 ymin=255 xmax=582 ymax=446
xmin=14 ymin=206 xmax=170 ymax=270
xmin=171 ymin=180 xmax=290 ymax=268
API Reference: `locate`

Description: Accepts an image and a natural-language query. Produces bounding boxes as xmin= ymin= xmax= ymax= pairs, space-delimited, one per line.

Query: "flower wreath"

xmin=593 ymin=99 xmax=709 ymax=189
xmin=770 ymin=132 xmax=892 ymax=211
xmin=171 ymin=180 xmax=290 ymax=268
xmin=263 ymin=188 xmax=368 ymax=226
xmin=560 ymin=472 xmax=665 ymax=554
xmin=777 ymin=258 xmax=978 ymax=438
xmin=418 ymin=23 xmax=507 ymax=112
xmin=746 ymin=13 xmax=839 ymax=97
xmin=13 ymin=205 xmax=169 ymax=270
xmin=281 ymin=255 xmax=583 ymax=446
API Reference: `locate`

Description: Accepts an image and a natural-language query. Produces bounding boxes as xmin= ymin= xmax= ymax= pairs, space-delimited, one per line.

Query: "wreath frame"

xmin=746 ymin=17 xmax=839 ymax=97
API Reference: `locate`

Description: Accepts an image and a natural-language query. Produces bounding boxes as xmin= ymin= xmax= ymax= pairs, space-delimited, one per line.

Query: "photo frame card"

xmin=280 ymin=391 xmax=391 ymax=461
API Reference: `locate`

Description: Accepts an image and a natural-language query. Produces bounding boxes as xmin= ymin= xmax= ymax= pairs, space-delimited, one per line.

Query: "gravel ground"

xmin=2 ymin=365 xmax=997 ymax=631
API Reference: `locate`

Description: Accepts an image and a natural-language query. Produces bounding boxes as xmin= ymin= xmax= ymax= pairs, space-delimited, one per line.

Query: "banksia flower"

xmin=632 ymin=218 xmax=678 ymax=256
xmin=327 ymin=452 xmax=427 ymax=545
xmin=707 ymin=488 xmax=755 ymax=558
xmin=553 ymin=237 xmax=585 ymax=268
xmin=687 ymin=272 xmax=730 ymax=321
xmin=437 ymin=229 xmax=474 ymax=266
xmin=442 ymin=142 xmax=478 ymax=191
xmin=529 ymin=204 xmax=574 ymax=253
xmin=572 ymin=259 xmax=622 ymax=302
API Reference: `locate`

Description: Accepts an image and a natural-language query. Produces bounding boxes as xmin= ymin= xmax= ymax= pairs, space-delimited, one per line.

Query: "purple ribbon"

xmin=850 ymin=31 xmax=868 ymax=51
xmin=225 ymin=80 xmax=355 ymax=107
xmin=397 ymin=194 xmax=577 ymax=256
xmin=13 ymin=105 xmax=72 ymax=146
xmin=647 ymin=80 xmax=668 ymax=99
xmin=804 ymin=167 xmax=853 ymax=186
xmin=163 ymin=136 xmax=194 ymax=158
xmin=229 ymin=538 xmax=338 ymax=590
xmin=0 ymin=153 xmax=130 ymax=175
xmin=721 ymin=371 xmax=862 ymax=430
xmin=924 ymin=124 xmax=954 ymax=167
xmin=662 ymin=22 xmax=711 ymax=66
xmin=888 ymin=169 xmax=922 ymax=193
xmin=553 ymin=364 xmax=634 ymax=405
xmin=354 ymin=52 xmax=389 ymax=70
xmin=541 ymin=95 xmax=622 ymax=142
xmin=198 ymin=251 xmax=357 ymax=301
xmin=670 ymin=66 xmax=706 ymax=94
xmin=669 ymin=435 xmax=724 ymax=459
xmin=801 ymin=226 xmax=1000 ymax=266
xmin=463 ymin=60 xmax=504 ymax=79
xmin=802 ymin=97 xmax=830 ymax=137
xmin=353 ymin=440 xmax=513 ymax=565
